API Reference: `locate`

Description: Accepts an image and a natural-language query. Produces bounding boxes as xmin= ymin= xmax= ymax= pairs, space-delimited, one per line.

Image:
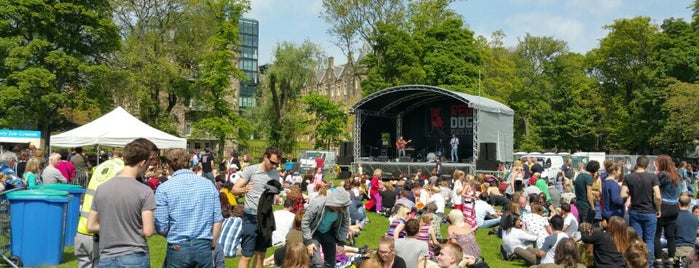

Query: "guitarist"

xmin=395 ymin=136 xmax=411 ymax=157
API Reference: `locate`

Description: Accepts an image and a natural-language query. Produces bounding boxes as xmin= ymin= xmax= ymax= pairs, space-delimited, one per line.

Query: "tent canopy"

xmin=50 ymin=107 xmax=186 ymax=149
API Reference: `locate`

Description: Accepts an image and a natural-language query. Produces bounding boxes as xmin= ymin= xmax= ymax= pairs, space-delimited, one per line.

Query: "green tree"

xmin=109 ymin=0 xmax=202 ymax=132
xmin=256 ymin=41 xmax=325 ymax=153
xmin=587 ymin=17 xmax=661 ymax=153
xmin=300 ymin=94 xmax=349 ymax=149
xmin=191 ymin=0 xmax=252 ymax=158
xmin=508 ymin=34 xmax=569 ymax=151
xmin=359 ymin=1 xmax=480 ymax=95
xmin=0 ymin=0 xmax=120 ymax=143
xmin=652 ymin=81 xmax=699 ymax=156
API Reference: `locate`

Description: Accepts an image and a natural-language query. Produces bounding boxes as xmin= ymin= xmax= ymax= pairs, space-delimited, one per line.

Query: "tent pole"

xmin=96 ymin=145 xmax=100 ymax=166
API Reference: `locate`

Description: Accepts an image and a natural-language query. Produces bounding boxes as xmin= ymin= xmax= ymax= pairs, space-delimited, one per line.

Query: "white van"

xmin=299 ymin=150 xmax=337 ymax=173
xmin=528 ymin=153 xmax=564 ymax=179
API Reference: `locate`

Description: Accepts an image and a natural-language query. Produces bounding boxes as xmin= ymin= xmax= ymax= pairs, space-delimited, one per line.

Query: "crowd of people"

xmin=5 ymin=140 xmax=699 ymax=268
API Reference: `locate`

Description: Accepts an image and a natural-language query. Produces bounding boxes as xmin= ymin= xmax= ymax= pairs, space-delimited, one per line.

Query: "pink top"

xmin=56 ymin=160 xmax=75 ymax=183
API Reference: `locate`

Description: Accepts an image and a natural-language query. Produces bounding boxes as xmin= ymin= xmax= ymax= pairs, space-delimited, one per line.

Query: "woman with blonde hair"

xmin=452 ymin=170 xmax=465 ymax=211
xmin=23 ymin=158 xmax=42 ymax=187
xmin=280 ymin=241 xmax=309 ymax=268
xmin=447 ymin=209 xmax=481 ymax=261
xmin=365 ymin=168 xmax=383 ymax=212
xmin=460 ymin=175 xmax=477 ymax=229
xmin=386 ymin=204 xmax=409 ymax=239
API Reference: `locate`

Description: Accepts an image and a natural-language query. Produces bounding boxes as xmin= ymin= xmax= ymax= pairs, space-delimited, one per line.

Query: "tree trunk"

xmin=270 ymin=74 xmax=281 ymax=120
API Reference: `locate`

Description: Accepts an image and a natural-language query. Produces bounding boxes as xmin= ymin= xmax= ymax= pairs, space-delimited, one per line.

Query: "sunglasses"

xmin=268 ymin=158 xmax=279 ymax=166
xmin=378 ymin=250 xmax=392 ymax=255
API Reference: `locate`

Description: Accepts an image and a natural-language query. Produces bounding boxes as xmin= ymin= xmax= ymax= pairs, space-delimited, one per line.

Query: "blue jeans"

xmin=164 ymin=239 xmax=213 ymax=268
xmin=98 ymin=252 xmax=149 ymax=268
xmin=629 ymin=210 xmax=657 ymax=262
xmin=451 ymin=147 xmax=458 ymax=162
xmin=478 ymin=218 xmax=501 ymax=229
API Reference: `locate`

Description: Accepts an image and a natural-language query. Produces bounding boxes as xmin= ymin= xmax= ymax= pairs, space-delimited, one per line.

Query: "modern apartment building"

xmin=239 ymin=18 xmax=259 ymax=109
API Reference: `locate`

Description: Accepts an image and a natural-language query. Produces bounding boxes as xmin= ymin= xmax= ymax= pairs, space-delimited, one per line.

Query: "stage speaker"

xmin=380 ymin=147 xmax=388 ymax=156
xmin=476 ymin=160 xmax=498 ymax=171
xmin=339 ymin=141 xmax=353 ymax=157
xmin=338 ymin=170 xmax=351 ymax=179
xmin=377 ymin=156 xmax=389 ymax=162
xmin=337 ymin=156 xmax=353 ymax=165
xmin=478 ymin=143 xmax=497 ymax=161
xmin=399 ymin=156 xmax=411 ymax=162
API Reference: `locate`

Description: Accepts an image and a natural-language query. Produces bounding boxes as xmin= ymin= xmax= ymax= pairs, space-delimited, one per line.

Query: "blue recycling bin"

xmin=31 ymin=184 xmax=86 ymax=246
xmin=8 ymin=189 xmax=72 ymax=267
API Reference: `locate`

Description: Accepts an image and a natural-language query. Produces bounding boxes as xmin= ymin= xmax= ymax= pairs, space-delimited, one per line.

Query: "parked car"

xmin=299 ymin=150 xmax=337 ymax=173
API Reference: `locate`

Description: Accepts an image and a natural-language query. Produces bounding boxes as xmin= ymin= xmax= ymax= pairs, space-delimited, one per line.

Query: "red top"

xmin=370 ymin=176 xmax=380 ymax=196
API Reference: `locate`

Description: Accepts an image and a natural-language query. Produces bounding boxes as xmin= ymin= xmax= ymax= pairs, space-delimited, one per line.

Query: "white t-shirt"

xmin=419 ymin=189 xmax=429 ymax=205
xmin=272 ymin=210 xmax=296 ymax=246
xmin=540 ymin=232 xmax=568 ymax=264
xmin=430 ymin=193 xmax=446 ymax=214
xmin=474 ymin=199 xmax=496 ymax=227
xmin=563 ymin=213 xmax=579 ymax=239
xmin=502 ymin=228 xmax=538 ymax=255
xmin=452 ymin=180 xmax=463 ymax=205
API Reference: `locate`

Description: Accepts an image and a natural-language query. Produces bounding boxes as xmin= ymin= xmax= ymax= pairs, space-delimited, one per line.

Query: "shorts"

xmin=240 ymin=213 xmax=269 ymax=257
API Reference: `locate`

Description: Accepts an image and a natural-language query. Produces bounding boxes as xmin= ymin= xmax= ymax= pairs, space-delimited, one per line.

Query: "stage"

xmin=348 ymin=85 xmax=514 ymax=172
xmin=350 ymin=158 xmax=475 ymax=180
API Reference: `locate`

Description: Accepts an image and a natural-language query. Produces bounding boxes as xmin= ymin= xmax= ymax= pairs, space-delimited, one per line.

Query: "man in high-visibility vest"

xmin=74 ymin=152 xmax=124 ymax=268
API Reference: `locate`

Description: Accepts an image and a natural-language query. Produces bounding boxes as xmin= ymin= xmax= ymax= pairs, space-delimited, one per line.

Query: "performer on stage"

xmin=450 ymin=133 xmax=459 ymax=163
xmin=395 ymin=136 xmax=411 ymax=158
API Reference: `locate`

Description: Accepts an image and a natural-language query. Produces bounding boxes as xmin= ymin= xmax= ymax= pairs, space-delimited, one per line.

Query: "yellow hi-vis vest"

xmin=77 ymin=158 xmax=125 ymax=235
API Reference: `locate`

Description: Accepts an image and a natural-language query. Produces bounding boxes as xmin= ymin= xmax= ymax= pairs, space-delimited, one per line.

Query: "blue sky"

xmin=247 ymin=0 xmax=695 ymax=66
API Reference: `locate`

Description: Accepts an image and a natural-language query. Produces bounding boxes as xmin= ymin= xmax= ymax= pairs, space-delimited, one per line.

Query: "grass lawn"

xmin=53 ymin=177 xmax=528 ymax=267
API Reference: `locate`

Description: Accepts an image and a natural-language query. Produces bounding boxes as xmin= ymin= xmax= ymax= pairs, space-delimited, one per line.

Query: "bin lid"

xmin=7 ymin=189 xmax=70 ymax=199
xmin=31 ymin=184 xmax=86 ymax=193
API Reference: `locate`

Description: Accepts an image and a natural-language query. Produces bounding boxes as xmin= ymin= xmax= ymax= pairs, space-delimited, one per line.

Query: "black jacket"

xmin=257 ymin=179 xmax=282 ymax=246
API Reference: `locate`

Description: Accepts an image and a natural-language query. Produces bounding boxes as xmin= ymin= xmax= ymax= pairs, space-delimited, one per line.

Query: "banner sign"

xmin=0 ymin=130 xmax=41 ymax=139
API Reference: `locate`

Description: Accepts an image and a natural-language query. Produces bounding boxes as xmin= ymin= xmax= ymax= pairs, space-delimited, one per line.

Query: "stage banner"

xmin=426 ymin=104 xmax=473 ymax=137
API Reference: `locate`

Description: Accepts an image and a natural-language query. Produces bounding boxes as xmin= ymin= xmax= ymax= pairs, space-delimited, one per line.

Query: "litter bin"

xmin=7 ymin=189 xmax=72 ymax=267
xmin=31 ymin=184 xmax=86 ymax=246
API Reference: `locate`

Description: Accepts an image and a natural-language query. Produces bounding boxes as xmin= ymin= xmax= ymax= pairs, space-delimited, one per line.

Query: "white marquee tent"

xmin=50 ymin=106 xmax=186 ymax=149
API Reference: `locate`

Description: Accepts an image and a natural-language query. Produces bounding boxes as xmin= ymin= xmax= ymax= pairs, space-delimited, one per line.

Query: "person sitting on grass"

xmin=375 ymin=237 xmax=407 ymax=268
xmin=386 ymin=205 xmax=410 ymax=240
xmin=280 ymin=241 xmax=309 ymax=268
xmin=395 ymin=218 xmax=429 ymax=268
xmin=501 ymin=213 xmax=539 ymax=265
xmin=531 ymin=237 xmax=586 ymax=268
xmin=436 ymin=242 xmax=463 ymax=268
xmin=416 ymin=212 xmax=440 ymax=257
xmin=447 ymin=209 xmax=479 ymax=266
xmin=534 ymin=215 xmax=568 ymax=264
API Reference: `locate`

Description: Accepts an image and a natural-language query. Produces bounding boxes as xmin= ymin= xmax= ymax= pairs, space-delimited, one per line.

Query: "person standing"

xmin=396 ymin=136 xmax=408 ymax=158
xmin=364 ymin=169 xmax=382 ymax=212
xmin=74 ymin=152 xmax=124 ymax=268
xmin=435 ymin=157 xmax=443 ymax=179
xmin=71 ymin=147 xmax=92 ymax=187
xmin=155 ymin=148 xmax=223 ymax=267
xmin=621 ymin=156 xmax=661 ymax=265
xmin=574 ymin=160 xmax=599 ymax=224
xmin=652 ymin=155 xmax=681 ymax=266
xmin=231 ymin=147 xmax=281 ymax=268
xmin=42 ymin=153 xmax=68 ymax=184
xmin=601 ymin=162 xmax=626 ymax=222
xmin=86 ymin=138 xmax=158 ymax=268
xmin=449 ymin=134 xmax=459 ymax=163
xmin=199 ymin=148 xmax=215 ymax=184
xmin=301 ymin=187 xmax=353 ymax=268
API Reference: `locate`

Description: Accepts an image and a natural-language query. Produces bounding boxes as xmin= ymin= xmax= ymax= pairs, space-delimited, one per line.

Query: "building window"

xmin=184 ymin=121 xmax=192 ymax=136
